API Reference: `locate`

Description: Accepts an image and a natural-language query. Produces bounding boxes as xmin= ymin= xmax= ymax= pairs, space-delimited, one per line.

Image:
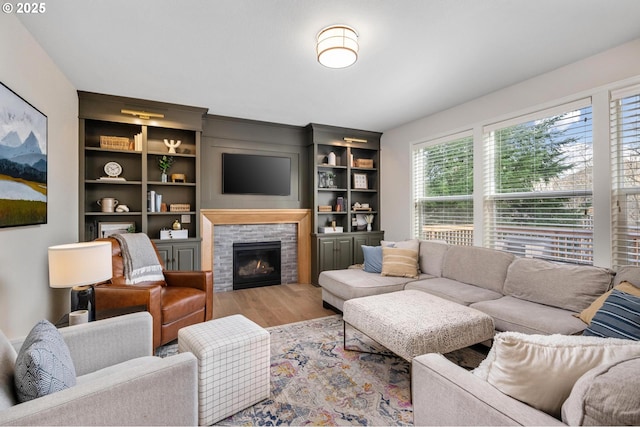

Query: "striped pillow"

xmin=381 ymin=247 xmax=419 ymax=279
xmin=584 ymin=290 xmax=640 ymax=340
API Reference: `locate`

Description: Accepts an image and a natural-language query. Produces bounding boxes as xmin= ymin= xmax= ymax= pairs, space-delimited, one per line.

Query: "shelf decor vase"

xmin=328 ymin=152 xmax=336 ymax=166
xmin=367 ymin=223 xmax=372 ymax=232
xmin=161 ymin=172 xmax=168 ymax=183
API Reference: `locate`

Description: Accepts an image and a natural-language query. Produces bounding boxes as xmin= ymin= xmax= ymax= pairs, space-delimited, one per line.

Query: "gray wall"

xmin=201 ymin=115 xmax=310 ymax=209
xmin=0 ymin=15 xmax=79 ymax=338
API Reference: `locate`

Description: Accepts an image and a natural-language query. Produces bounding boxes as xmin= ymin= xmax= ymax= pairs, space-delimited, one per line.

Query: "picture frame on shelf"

xmin=0 ymin=81 xmax=48 ymax=228
xmin=98 ymin=222 xmax=135 ymax=238
xmin=353 ymin=173 xmax=368 ymax=190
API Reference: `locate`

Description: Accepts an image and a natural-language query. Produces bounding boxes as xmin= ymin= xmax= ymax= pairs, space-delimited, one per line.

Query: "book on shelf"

xmin=134 ymin=132 xmax=143 ymax=151
xmin=148 ymin=190 xmax=155 ymax=212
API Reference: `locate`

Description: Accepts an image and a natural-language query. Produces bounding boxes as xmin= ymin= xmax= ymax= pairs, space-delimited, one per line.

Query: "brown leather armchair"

xmin=94 ymin=237 xmax=213 ymax=349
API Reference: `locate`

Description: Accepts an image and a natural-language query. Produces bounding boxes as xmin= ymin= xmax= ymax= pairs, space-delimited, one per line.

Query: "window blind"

xmin=483 ymin=99 xmax=593 ymax=263
xmin=412 ymin=132 xmax=473 ymax=245
xmin=611 ymin=84 xmax=640 ymax=266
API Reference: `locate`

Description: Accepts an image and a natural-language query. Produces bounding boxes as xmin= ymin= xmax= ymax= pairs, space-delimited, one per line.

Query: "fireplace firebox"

xmin=232 ymin=241 xmax=282 ymax=290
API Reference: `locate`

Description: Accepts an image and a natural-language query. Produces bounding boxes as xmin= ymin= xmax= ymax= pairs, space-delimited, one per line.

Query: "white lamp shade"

xmin=48 ymin=241 xmax=112 ymax=288
xmin=317 ymin=25 xmax=358 ymax=69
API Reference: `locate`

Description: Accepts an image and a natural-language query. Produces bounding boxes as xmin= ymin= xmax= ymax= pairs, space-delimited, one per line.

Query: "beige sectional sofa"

xmin=320 ymin=239 xmax=640 ymax=425
xmin=319 ymin=240 xmax=616 ymax=335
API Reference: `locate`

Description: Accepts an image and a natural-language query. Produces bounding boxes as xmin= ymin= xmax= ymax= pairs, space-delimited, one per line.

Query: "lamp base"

xmin=71 ymin=285 xmax=95 ymax=321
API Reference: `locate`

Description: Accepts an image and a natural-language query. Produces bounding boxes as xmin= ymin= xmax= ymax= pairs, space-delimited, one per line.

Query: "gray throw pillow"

xmin=561 ymin=356 xmax=640 ymax=426
xmin=14 ymin=320 xmax=76 ymax=402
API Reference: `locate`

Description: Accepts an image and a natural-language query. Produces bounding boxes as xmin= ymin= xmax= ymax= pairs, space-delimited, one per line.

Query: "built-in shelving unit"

xmin=78 ymin=92 xmax=207 ymax=270
xmin=308 ymin=123 xmax=384 ymax=283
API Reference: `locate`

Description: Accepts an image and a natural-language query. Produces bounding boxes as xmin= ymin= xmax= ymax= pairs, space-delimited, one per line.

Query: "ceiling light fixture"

xmin=121 ymin=109 xmax=165 ymax=120
xmin=317 ymin=25 xmax=358 ymax=69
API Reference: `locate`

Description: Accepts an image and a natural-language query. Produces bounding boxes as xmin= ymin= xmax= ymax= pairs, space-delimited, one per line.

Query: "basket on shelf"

xmin=100 ymin=136 xmax=131 ymax=150
xmin=318 ymin=205 xmax=332 ymax=212
xmin=355 ymin=159 xmax=374 ymax=168
xmin=169 ymin=203 xmax=191 ymax=212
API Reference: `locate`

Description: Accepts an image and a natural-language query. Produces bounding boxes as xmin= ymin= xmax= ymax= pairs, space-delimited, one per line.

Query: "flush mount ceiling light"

xmin=316 ymin=25 xmax=358 ymax=69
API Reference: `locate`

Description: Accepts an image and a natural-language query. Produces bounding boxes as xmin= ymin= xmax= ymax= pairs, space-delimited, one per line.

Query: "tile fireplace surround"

xmin=201 ymin=209 xmax=312 ymax=289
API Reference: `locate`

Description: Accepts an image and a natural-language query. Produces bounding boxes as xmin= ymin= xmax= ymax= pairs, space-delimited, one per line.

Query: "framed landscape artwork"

xmin=0 ymin=82 xmax=47 ymax=228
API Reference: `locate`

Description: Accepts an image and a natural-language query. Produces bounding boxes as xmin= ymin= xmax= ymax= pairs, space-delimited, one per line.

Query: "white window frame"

xmin=412 ymin=130 xmax=474 ymax=245
xmin=483 ymin=97 xmax=594 ymax=263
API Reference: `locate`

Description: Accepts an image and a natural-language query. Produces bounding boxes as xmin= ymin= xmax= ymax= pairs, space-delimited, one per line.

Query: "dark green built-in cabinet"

xmin=78 ymin=91 xmax=207 ymax=270
xmin=308 ymin=124 xmax=384 ymax=284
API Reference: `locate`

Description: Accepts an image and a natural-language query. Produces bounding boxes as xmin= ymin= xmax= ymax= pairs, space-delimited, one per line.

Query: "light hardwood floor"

xmin=212 ymin=283 xmax=337 ymax=328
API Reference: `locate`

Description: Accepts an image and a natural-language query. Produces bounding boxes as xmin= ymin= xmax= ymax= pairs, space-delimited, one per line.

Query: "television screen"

xmin=222 ymin=153 xmax=291 ymax=196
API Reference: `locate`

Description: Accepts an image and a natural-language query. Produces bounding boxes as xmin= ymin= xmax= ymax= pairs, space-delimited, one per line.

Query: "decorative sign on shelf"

xmin=353 ymin=173 xmax=368 ymax=189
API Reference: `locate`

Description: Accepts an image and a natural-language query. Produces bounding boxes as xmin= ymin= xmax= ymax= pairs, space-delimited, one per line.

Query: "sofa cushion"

xmin=612 ymin=265 xmax=640 ymax=287
xmin=361 ymin=245 xmax=383 ymax=273
xmin=503 ymin=258 xmax=613 ymax=313
xmin=473 ymin=331 xmax=640 ymax=418
xmin=14 ymin=320 xmax=77 ymax=403
xmin=381 ymin=247 xmax=419 ymax=278
xmin=561 ymin=356 xmax=640 ymax=426
xmin=0 ymin=330 xmax=17 ymax=410
xmin=381 ymin=239 xmax=419 ymax=252
xmin=405 ymin=278 xmax=503 ymax=306
xmin=471 ymin=296 xmax=588 ymax=335
xmin=418 ymin=240 xmax=449 ymax=277
xmin=442 ymin=245 xmax=514 ymax=293
xmin=319 ymin=269 xmax=416 ymax=301
xmin=583 ymin=289 xmax=640 ymax=340
xmin=577 ymin=281 xmax=640 ymax=324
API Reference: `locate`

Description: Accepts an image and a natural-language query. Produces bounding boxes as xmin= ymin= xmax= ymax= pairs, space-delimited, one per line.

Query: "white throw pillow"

xmin=473 ymin=331 xmax=640 ymax=418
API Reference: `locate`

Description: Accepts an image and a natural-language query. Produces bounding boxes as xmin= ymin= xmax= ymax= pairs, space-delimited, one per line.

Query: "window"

xmin=483 ymin=99 xmax=593 ymax=263
xmin=412 ymin=132 xmax=473 ymax=245
xmin=612 ymin=85 xmax=640 ymax=266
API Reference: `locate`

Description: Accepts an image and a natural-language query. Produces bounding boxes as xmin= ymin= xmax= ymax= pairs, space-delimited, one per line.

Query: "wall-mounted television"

xmin=222 ymin=153 xmax=291 ymax=196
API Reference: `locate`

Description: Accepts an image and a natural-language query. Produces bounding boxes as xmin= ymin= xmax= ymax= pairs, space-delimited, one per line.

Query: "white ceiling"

xmin=17 ymin=0 xmax=640 ymax=132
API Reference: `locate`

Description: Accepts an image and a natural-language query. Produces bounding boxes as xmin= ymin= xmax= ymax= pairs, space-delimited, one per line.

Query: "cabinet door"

xmin=352 ymin=236 xmax=369 ymax=265
xmin=155 ymin=244 xmax=173 ymax=269
xmin=173 ymin=243 xmax=200 ymax=271
xmin=335 ymin=236 xmax=353 ymax=270
xmin=318 ymin=237 xmax=337 ymax=272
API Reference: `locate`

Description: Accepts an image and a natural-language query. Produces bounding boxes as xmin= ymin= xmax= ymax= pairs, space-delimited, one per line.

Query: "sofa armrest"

xmin=412 ymin=353 xmax=564 ymax=426
xmin=163 ymin=270 xmax=212 ymax=292
xmin=164 ymin=270 xmax=213 ymax=321
xmin=0 ymin=352 xmax=198 ymax=426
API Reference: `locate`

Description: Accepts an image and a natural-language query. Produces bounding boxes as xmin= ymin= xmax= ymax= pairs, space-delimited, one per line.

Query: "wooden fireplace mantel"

xmin=200 ymin=209 xmax=312 ymax=285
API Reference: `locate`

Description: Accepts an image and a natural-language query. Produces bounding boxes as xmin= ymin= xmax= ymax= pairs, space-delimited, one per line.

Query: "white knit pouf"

xmin=178 ymin=314 xmax=270 ymax=425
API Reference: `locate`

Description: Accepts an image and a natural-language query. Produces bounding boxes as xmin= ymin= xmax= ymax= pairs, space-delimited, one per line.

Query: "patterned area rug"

xmin=156 ymin=315 xmax=488 ymax=426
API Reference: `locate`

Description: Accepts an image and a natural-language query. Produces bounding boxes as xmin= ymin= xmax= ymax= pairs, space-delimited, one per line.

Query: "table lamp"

xmin=48 ymin=241 xmax=112 ymax=322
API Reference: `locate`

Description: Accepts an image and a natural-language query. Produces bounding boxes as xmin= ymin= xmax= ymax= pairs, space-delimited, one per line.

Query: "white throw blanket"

xmin=114 ymin=233 xmax=164 ymax=284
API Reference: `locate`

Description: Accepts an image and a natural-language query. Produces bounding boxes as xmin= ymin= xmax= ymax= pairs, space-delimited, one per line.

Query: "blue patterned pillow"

xmin=584 ymin=290 xmax=640 ymax=340
xmin=362 ymin=245 xmax=383 ymax=273
xmin=14 ymin=320 xmax=76 ymax=402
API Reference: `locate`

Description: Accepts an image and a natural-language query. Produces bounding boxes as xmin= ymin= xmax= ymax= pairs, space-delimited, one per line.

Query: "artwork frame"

xmin=98 ymin=222 xmax=135 ymax=238
xmin=353 ymin=173 xmax=368 ymax=190
xmin=0 ymin=82 xmax=48 ymax=228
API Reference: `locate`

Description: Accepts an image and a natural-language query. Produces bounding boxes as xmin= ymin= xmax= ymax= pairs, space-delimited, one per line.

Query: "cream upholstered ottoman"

xmin=178 ymin=314 xmax=270 ymax=425
xmin=343 ymin=290 xmax=494 ymax=360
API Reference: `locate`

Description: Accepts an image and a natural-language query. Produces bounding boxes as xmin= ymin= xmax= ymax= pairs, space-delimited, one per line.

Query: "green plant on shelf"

xmin=157 ymin=155 xmax=174 ymax=173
